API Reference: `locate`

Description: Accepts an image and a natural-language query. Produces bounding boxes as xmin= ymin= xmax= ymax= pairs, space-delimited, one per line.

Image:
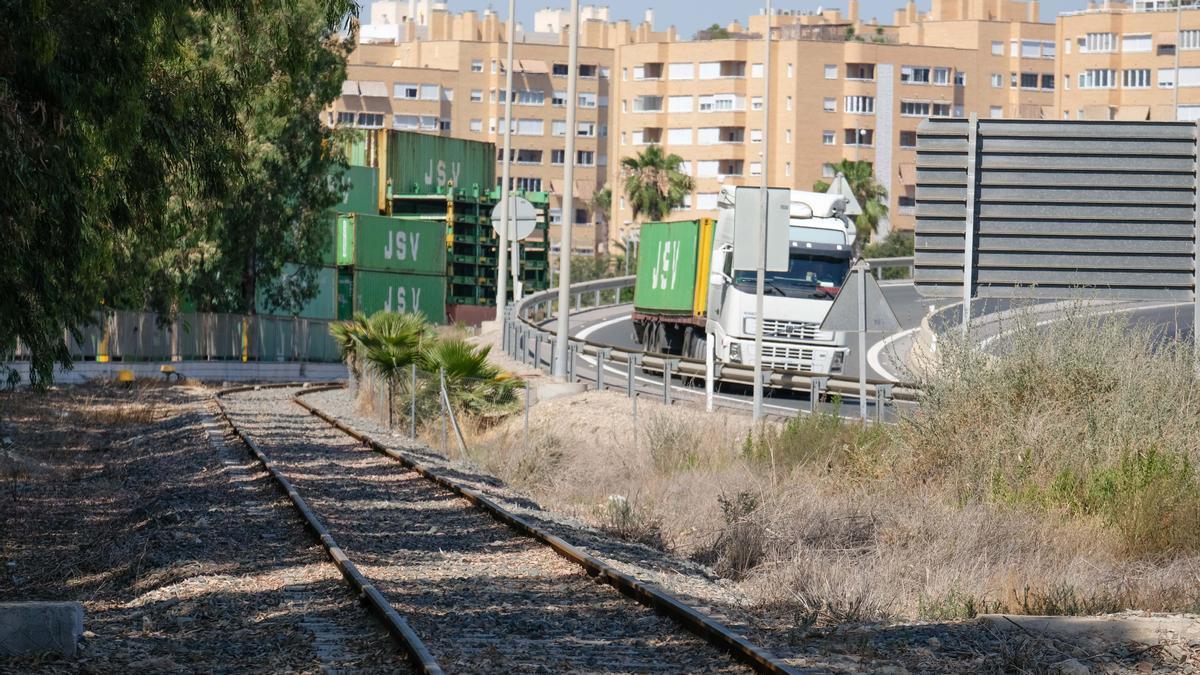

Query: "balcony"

xmin=632 ymin=95 xmax=664 ymax=113
xmin=634 ymin=62 xmax=664 ymax=81
xmin=846 ymin=63 xmax=876 ymax=81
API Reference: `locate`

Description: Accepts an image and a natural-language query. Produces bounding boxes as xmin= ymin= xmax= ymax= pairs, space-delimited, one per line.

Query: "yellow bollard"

xmin=241 ymin=316 xmax=249 ymax=363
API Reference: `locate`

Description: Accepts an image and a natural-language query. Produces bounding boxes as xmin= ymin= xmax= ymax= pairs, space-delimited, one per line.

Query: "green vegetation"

xmin=620 ymin=145 xmax=695 ymax=223
xmin=331 ymin=311 xmax=522 ymax=420
xmin=1 ymin=0 xmax=356 ymax=385
xmin=814 ymin=159 xmax=889 ymax=245
xmin=694 ymin=23 xmax=733 ymax=40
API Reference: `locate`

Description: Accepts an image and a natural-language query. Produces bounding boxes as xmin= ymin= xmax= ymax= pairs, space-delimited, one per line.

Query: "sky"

xmin=359 ymin=0 xmax=1086 ymax=38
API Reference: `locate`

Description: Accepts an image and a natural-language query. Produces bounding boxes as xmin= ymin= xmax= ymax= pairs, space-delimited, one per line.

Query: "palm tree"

xmin=419 ymin=338 xmax=523 ymax=419
xmin=620 ymin=145 xmax=694 ymax=223
xmin=358 ymin=311 xmax=436 ymax=382
xmin=813 ymin=159 xmax=889 ymax=244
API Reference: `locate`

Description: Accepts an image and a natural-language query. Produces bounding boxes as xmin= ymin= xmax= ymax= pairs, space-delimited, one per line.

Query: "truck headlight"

xmin=729 ymin=342 xmax=742 ymax=363
xmin=831 ymin=350 xmax=845 ymax=373
xmin=743 ymin=315 xmax=756 ymax=334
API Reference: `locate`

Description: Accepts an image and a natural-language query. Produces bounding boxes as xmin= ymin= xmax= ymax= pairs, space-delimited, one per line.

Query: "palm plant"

xmin=419 ymin=338 xmax=523 ymax=419
xmin=329 ymin=312 xmax=371 ymax=380
xmin=620 ymin=145 xmax=694 ymax=223
xmin=358 ymin=311 xmax=436 ymax=381
xmin=813 ymin=159 xmax=889 ymax=244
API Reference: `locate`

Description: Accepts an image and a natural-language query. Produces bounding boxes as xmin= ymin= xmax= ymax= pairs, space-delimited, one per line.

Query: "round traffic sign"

xmin=490 ymin=196 xmax=537 ymax=241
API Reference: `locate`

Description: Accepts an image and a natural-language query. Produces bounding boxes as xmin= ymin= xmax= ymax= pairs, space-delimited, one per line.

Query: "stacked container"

xmin=335 ymin=213 xmax=447 ymax=322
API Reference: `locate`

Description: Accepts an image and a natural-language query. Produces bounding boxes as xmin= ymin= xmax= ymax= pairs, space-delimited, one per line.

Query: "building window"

xmin=469 ymin=119 xmax=483 ymax=132
xmin=599 ymin=67 xmax=610 ymax=79
xmin=579 ymin=64 xmax=598 ymax=78
xmin=844 ymin=128 xmax=874 ymax=146
xmin=471 ymin=59 xmax=483 ymax=72
xmin=933 ymin=67 xmax=951 ymax=85
xmin=787 ymin=63 xmax=794 ymax=78
xmin=667 ymin=128 xmax=692 ymax=144
xmin=514 ymin=178 xmax=542 ymax=192
xmin=1084 ymin=32 xmax=1116 ymax=53
xmin=932 ymin=103 xmax=951 ymax=117
xmin=1183 ymin=30 xmax=1200 ymax=50
xmin=749 ymin=162 xmax=762 ymax=176
xmin=576 ymin=150 xmax=595 ymax=166
xmin=550 ymin=209 xmax=562 ymax=225
xmin=574 ymin=208 xmax=589 ymax=224
xmin=336 ymin=111 xmax=355 ymax=126
xmin=1124 ymin=69 xmax=1150 ymax=88
xmin=749 ymin=129 xmax=763 ymax=143
xmin=989 ymin=106 xmax=1004 ymax=118
xmin=900 ymin=66 xmax=931 ymax=83
xmin=1079 ymin=69 xmax=1116 ymax=89
xmin=824 ymin=64 xmax=838 ymax=79
xmin=955 ymin=71 xmax=966 ymax=86
xmin=516 ymin=149 xmax=543 ymax=165
xmin=470 ymin=89 xmax=483 ymax=102
xmin=1011 ymin=72 xmax=1017 ymax=87
xmin=1159 ymin=43 xmax=1177 ymax=56
xmin=552 ymin=63 xmax=569 ymax=76
xmin=844 ymin=95 xmax=875 ymax=114
xmin=822 ymin=163 xmax=836 ymax=178
xmin=1122 ymin=34 xmax=1152 ymax=53
xmin=419 ymin=84 xmax=439 ymax=100
xmin=1020 ymin=72 xmax=1039 ymax=89
xmin=822 ymin=130 xmax=835 ymax=145
xmin=551 ymin=149 xmax=565 ymax=165
xmin=356 ymin=113 xmax=384 ymax=128
xmin=394 ymin=83 xmax=419 ymax=99
xmin=846 ymin=63 xmax=875 ymax=80
xmin=551 ymin=120 xmax=566 ymax=136
xmin=750 ymin=96 xmax=763 ymax=111
xmin=1159 ymin=68 xmax=1176 ymax=89
xmin=823 ymin=97 xmax=836 ymax=112
xmin=990 ymin=73 xmax=1003 ymax=88
xmin=900 ymin=100 xmax=931 ymax=116
xmin=785 ymin=162 xmax=792 ymax=177
xmin=991 ymin=41 xmax=1003 ymax=55
xmin=668 ymin=62 xmax=695 ymax=80
xmin=515 ymin=119 xmax=544 ymax=135
xmin=786 ymin=96 xmax=793 ymax=111
xmin=551 ymin=91 xmax=566 ymax=107
xmin=1041 ymin=74 xmax=1055 ymax=90
xmin=751 ymin=63 xmax=764 ymax=78
xmin=786 ymin=129 xmax=792 ymax=143
xmin=632 ymin=95 xmax=662 ymax=112
xmin=899 ymin=131 xmax=917 ymax=148
xmin=578 ymin=93 xmax=598 ymax=108
xmin=1064 ymin=74 xmax=1070 ymax=90
xmin=577 ymin=122 xmax=597 ymax=137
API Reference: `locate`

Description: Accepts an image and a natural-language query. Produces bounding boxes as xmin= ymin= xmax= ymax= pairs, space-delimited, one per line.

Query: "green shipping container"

xmin=337 ymin=214 xmax=446 ymax=275
xmin=338 ymin=165 xmax=379 ymax=215
xmin=320 ymin=213 xmax=337 ymax=266
xmin=386 ymin=131 xmax=495 ymax=196
xmin=336 ymin=268 xmax=354 ymax=321
xmin=354 ymin=269 xmax=446 ymax=324
xmin=256 ymin=265 xmax=338 ymax=320
xmin=633 ymin=220 xmax=704 ymax=315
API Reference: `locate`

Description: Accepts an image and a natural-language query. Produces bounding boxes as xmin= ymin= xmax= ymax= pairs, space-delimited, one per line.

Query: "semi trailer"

xmin=632 ymin=186 xmax=856 ymax=374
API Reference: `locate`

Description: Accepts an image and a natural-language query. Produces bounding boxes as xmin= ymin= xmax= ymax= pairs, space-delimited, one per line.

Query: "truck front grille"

xmin=760 ymin=344 xmax=816 ymax=370
xmin=760 ymin=319 xmax=831 ymax=342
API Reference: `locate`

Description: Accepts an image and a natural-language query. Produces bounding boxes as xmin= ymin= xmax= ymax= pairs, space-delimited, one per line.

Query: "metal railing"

xmin=507 ymin=273 xmax=919 ymax=415
xmin=866 ymin=256 xmax=915 ymax=279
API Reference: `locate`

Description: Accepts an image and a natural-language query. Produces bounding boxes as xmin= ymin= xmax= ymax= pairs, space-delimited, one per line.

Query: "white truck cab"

xmin=705 ymin=187 xmax=856 ymax=374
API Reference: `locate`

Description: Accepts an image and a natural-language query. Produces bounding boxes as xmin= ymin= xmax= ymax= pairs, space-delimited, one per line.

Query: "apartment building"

xmin=331 ymin=5 xmax=672 ymax=255
xmin=1056 ymin=1 xmax=1200 ymax=120
xmin=608 ymin=0 xmax=1055 ymax=241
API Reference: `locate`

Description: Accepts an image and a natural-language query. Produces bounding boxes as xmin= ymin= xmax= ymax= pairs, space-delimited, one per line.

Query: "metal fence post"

xmin=533 ymin=332 xmax=542 ymax=369
xmin=439 ymin=367 xmax=448 ymax=455
xmin=410 ymin=363 xmax=417 ymax=440
xmin=627 ymin=354 xmax=642 ymax=397
xmin=662 ymin=359 xmax=679 ymax=405
xmin=961 ymin=113 xmax=979 ymax=336
xmin=810 ymin=377 xmax=828 ymax=415
xmin=524 ymin=385 xmax=531 ymax=453
xmin=875 ymin=384 xmax=894 ymax=424
xmin=596 ymin=347 xmax=612 ymax=391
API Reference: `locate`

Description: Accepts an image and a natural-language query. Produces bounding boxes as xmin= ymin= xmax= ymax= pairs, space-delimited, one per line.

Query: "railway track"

xmin=215 ymin=384 xmax=794 ymax=674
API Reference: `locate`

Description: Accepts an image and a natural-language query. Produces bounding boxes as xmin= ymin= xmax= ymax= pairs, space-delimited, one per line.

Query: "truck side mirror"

xmin=710 ymin=272 xmax=727 ymax=286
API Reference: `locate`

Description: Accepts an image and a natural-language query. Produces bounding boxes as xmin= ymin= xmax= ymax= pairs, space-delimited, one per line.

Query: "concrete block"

xmin=534 ymin=382 xmax=587 ymax=403
xmin=0 ymin=602 xmax=84 ymax=657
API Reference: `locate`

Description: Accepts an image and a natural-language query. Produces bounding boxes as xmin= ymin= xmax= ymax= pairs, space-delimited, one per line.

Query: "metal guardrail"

xmin=508 ymin=272 xmax=920 ymax=407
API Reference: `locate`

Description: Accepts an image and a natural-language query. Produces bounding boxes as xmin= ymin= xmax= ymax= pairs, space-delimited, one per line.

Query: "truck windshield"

xmin=733 ymin=254 xmax=851 ymax=298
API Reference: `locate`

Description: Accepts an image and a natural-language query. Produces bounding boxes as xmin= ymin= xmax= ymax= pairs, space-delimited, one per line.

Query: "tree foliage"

xmin=813 ymin=159 xmax=889 ymax=245
xmin=0 ymin=0 xmax=355 ymax=385
xmin=695 ymin=23 xmax=733 ymax=40
xmin=620 ymin=145 xmax=694 ymax=224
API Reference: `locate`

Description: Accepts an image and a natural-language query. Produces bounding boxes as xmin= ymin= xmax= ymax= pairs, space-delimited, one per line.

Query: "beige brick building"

xmin=608 ymin=0 xmax=1056 ymax=242
xmin=1056 ymin=1 xmax=1200 ymax=121
xmin=331 ymin=0 xmax=1056 ymax=254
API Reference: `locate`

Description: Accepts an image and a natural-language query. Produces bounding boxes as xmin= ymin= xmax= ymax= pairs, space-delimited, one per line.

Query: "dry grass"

xmin=377 ymin=305 xmax=1200 ymax=624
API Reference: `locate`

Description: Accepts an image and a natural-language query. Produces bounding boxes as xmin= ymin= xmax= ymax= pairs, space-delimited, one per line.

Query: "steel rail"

xmin=214 ymin=384 xmax=444 ymax=675
xmin=292 ymin=385 xmax=798 ymax=675
xmin=510 ymin=273 xmax=922 ymax=402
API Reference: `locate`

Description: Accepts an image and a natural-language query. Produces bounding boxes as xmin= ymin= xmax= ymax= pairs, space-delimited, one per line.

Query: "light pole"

xmin=553 ymin=0 xmax=580 ymax=379
xmin=497 ymin=0 xmax=517 ymax=314
xmin=752 ymin=0 xmax=772 ymax=422
xmin=1176 ymin=0 xmax=1183 ymax=120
